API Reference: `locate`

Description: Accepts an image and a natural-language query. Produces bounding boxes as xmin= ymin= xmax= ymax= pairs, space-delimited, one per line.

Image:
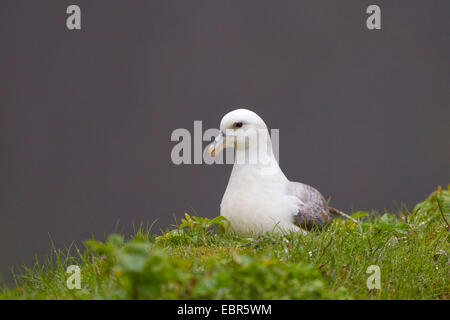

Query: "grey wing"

xmin=287 ymin=181 xmax=333 ymax=230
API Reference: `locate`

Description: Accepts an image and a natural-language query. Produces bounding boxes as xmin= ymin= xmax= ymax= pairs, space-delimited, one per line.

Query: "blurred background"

xmin=0 ymin=1 xmax=449 ymax=283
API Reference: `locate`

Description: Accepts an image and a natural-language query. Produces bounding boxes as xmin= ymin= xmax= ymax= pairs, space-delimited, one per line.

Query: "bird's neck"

xmin=231 ymin=135 xmax=288 ymax=184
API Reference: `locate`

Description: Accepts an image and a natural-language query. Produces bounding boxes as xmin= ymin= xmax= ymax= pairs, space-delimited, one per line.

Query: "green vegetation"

xmin=1 ymin=187 xmax=449 ymax=300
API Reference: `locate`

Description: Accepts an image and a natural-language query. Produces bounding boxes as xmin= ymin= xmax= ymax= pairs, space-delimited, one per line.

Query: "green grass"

xmin=1 ymin=187 xmax=449 ymax=300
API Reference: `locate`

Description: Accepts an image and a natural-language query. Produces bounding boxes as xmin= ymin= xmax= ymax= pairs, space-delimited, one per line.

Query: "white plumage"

xmin=209 ymin=108 xmax=335 ymax=237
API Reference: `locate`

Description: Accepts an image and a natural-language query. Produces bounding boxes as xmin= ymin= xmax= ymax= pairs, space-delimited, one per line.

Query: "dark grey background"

xmin=0 ymin=1 xmax=449 ymax=283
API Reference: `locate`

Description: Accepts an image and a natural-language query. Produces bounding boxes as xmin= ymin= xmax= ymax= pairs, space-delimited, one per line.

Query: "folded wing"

xmin=288 ymin=181 xmax=333 ymax=230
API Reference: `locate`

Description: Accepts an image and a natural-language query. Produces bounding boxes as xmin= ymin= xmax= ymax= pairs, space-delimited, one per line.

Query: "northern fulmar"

xmin=208 ymin=108 xmax=340 ymax=236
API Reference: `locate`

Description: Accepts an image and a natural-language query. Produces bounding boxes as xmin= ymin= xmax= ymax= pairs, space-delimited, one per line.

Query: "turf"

xmin=1 ymin=187 xmax=448 ymax=300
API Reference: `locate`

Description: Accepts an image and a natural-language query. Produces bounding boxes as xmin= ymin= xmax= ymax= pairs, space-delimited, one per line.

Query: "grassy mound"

xmin=1 ymin=187 xmax=449 ymax=300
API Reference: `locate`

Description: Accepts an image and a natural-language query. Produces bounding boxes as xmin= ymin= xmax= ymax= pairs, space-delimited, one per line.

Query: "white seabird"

xmin=208 ymin=108 xmax=339 ymax=236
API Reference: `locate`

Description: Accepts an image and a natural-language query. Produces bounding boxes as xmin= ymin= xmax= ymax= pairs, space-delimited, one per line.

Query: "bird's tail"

xmin=328 ymin=207 xmax=350 ymax=220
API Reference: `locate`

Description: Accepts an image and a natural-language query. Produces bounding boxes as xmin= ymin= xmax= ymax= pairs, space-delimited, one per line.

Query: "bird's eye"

xmin=234 ymin=122 xmax=243 ymax=128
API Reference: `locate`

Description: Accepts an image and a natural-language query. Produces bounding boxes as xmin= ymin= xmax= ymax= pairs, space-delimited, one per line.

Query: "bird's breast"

xmin=220 ymin=174 xmax=300 ymax=236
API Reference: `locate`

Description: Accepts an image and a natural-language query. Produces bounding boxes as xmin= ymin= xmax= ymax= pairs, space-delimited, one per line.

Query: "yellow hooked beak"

xmin=208 ymin=132 xmax=235 ymax=157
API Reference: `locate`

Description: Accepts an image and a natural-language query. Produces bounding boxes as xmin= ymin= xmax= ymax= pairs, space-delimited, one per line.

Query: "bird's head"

xmin=208 ymin=108 xmax=269 ymax=157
